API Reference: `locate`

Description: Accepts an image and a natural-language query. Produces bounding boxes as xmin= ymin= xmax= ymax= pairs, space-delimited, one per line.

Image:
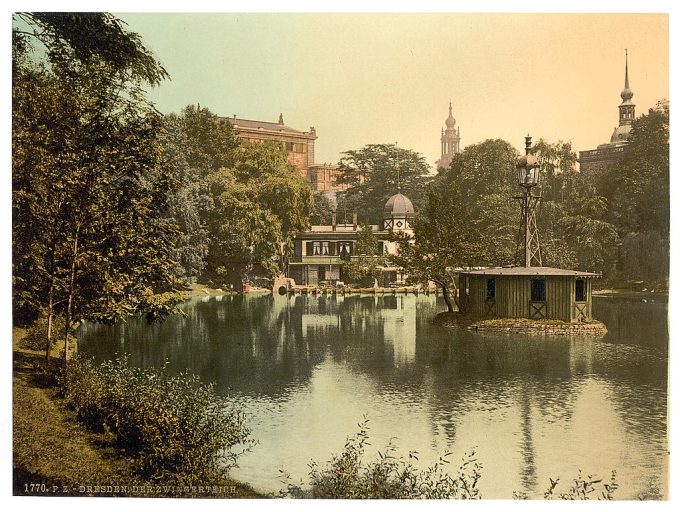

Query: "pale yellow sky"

xmin=119 ymin=13 xmax=668 ymax=167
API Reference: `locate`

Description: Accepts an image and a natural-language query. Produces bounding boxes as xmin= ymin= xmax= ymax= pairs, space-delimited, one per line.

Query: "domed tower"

xmin=610 ymin=49 xmax=636 ymax=145
xmin=383 ymin=187 xmax=415 ymax=233
xmin=436 ymin=101 xmax=461 ymax=169
xmin=382 ymin=188 xmax=415 ymax=256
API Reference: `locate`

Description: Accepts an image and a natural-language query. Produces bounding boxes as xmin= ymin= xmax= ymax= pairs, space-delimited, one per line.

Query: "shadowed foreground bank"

xmin=12 ymin=332 xmax=261 ymax=499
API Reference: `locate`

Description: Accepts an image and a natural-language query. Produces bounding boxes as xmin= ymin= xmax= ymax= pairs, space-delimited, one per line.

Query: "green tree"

xmin=533 ymin=139 xmax=619 ymax=272
xmin=12 ymin=12 xmax=167 ymax=85
xmin=336 ymin=144 xmax=432 ymax=224
xmin=595 ymin=100 xmax=669 ymax=282
xmin=392 ymin=140 xmax=518 ymax=311
xmin=342 ymin=224 xmax=386 ymax=287
xmin=598 ymin=101 xmax=669 ymax=236
xmin=159 ymin=105 xmax=238 ymax=282
xmin=310 ymin=191 xmax=335 ymax=225
xmin=13 ymin=13 xmax=181 ymax=362
xmin=204 ymin=142 xmax=313 ymax=281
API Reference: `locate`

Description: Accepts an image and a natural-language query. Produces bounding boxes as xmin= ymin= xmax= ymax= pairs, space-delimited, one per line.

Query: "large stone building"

xmin=221 ymin=113 xmax=346 ymax=196
xmin=222 ymin=113 xmax=317 ymax=179
xmin=435 ymin=102 xmax=461 ymax=170
xmin=579 ymin=51 xmax=636 ymax=173
xmin=288 ymin=189 xmax=415 ymax=286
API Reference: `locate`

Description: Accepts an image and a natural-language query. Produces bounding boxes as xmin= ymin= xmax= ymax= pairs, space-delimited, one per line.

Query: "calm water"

xmin=78 ymin=293 xmax=668 ymax=499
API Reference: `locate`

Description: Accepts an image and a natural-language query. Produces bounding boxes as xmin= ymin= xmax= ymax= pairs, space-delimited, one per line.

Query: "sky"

xmin=115 ymin=12 xmax=669 ymax=168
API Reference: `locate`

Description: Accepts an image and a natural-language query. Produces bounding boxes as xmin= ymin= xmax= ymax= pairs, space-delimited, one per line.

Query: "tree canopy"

xmin=335 ymin=144 xmax=433 ymax=224
xmin=12 ymin=12 xmax=180 ymax=362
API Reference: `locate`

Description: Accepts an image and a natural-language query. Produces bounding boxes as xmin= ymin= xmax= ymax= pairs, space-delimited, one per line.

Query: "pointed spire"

xmin=278 ymin=113 xmax=284 ymax=125
xmin=620 ymin=49 xmax=634 ymax=102
xmin=449 ymin=100 xmax=452 ymax=116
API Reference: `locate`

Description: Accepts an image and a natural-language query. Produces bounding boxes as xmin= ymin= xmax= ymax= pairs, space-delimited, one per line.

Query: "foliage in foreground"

xmin=280 ymin=418 xmax=482 ymax=499
xmin=281 ymin=419 xmax=619 ymax=500
xmin=62 ymin=357 xmax=253 ymax=485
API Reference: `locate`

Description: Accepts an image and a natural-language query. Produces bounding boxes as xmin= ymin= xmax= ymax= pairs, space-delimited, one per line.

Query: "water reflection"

xmin=78 ymin=294 xmax=668 ymax=499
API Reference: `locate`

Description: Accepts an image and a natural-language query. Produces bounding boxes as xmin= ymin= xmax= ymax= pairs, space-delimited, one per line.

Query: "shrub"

xmin=282 ymin=418 xmax=620 ymax=500
xmin=280 ymin=417 xmax=482 ymax=499
xmin=19 ymin=315 xmax=73 ymax=352
xmin=542 ymin=470 xmax=618 ymax=500
xmin=62 ymin=356 xmax=252 ymax=484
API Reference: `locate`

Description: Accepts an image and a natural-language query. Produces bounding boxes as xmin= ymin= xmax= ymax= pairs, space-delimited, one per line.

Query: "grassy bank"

xmin=12 ymin=330 xmax=262 ymax=498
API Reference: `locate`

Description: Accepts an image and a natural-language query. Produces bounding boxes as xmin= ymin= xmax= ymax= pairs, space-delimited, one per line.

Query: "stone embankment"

xmin=434 ymin=313 xmax=607 ymax=337
xmin=467 ymin=318 xmax=608 ymax=336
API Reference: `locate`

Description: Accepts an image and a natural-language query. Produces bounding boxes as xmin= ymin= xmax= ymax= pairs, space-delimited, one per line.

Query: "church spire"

xmin=437 ymin=101 xmax=461 ymax=169
xmin=620 ymin=49 xmax=634 ymax=102
xmin=611 ymin=49 xmax=636 ymax=142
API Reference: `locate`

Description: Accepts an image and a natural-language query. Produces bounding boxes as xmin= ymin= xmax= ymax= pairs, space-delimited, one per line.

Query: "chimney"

xmin=352 ymin=212 xmax=358 ymax=230
xmin=332 ymin=211 xmax=337 ymax=231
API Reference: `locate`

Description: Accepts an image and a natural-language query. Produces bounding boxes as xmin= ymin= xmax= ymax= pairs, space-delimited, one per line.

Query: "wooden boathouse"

xmin=457 ymin=266 xmax=601 ymax=322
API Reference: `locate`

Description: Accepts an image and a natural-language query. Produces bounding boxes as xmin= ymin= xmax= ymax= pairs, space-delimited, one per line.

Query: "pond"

xmin=77 ymin=293 xmax=668 ymax=499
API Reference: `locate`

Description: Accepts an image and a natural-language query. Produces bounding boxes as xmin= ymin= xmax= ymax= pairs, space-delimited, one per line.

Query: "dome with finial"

xmin=445 ymin=101 xmax=456 ymax=129
xmin=383 ymin=187 xmax=415 ymax=219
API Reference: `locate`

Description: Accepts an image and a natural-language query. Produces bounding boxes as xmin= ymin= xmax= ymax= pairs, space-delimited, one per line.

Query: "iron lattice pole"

xmin=515 ymin=189 xmax=542 ymax=267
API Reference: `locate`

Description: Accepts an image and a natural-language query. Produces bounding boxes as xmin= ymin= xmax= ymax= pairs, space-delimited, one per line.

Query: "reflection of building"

xmin=289 ymin=190 xmax=415 ymax=285
xmin=221 ymin=113 xmax=346 ymax=194
xmin=579 ymin=51 xmax=636 ymax=173
xmin=435 ymin=102 xmax=461 ymax=170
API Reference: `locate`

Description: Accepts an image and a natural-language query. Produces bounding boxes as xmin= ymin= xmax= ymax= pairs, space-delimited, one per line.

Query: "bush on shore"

xmin=281 ymin=418 xmax=620 ymax=500
xmin=62 ymin=356 xmax=252 ymax=485
xmin=18 ymin=315 xmax=74 ymax=353
xmin=280 ymin=418 xmax=482 ymax=499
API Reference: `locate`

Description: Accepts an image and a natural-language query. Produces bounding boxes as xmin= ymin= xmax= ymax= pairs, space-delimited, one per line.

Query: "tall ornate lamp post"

xmin=515 ymin=135 xmax=542 ymax=267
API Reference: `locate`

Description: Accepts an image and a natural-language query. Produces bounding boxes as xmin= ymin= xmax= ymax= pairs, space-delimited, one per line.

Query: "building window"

xmin=321 ymin=241 xmax=329 ymax=255
xmin=339 ymin=242 xmax=351 ymax=258
xmin=531 ymin=279 xmax=546 ymax=302
xmin=575 ymin=279 xmax=586 ymax=302
xmin=284 ymin=142 xmax=294 ymax=151
xmin=486 ymin=278 xmax=495 ymax=300
xmin=293 ymin=143 xmax=305 ymax=153
xmin=312 ymin=241 xmax=321 ymax=255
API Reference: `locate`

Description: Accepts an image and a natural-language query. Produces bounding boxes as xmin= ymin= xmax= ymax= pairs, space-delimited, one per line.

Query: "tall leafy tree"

xmin=13 ymin=13 xmax=180 ymax=362
xmin=391 ymin=140 xmax=519 ymax=312
xmin=204 ymin=142 xmax=313 ymax=281
xmin=160 ymin=105 xmax=238 ymax=281
xmin=595 ymin=100 xmax=669 ymax=281
xmin=335 ymin=144 xmax=433 ymax=224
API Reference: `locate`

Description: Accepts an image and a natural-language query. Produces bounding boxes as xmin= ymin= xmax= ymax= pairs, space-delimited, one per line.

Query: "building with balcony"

xmin=289 ymin=189 xmax=415 ymax=285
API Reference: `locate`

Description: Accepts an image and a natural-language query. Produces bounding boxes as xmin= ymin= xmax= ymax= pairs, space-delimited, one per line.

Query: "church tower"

xmin=436 ymin=101 xmax=461 ymax=170
xmin=610 ymin=49 xmax=636 ymax=145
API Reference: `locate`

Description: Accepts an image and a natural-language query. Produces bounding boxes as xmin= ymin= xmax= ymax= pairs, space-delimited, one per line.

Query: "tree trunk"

xmin=436 ymin=280 xmax=455 ymax=313
xmin=45 ymin=236 xmax=58 ymax=363
xmin=63 ymin=225 xmax=80 ymax=364
xmin=45 ymin=281 xmax=54 ymax=363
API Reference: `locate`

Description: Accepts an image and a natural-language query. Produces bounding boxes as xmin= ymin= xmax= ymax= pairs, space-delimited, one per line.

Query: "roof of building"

xmin=383 ymin=190 xmax=415 ymax=219
xmin=445 ymin=101 xmax=456 ymax=129
xmin=459 ymin=266 xmax=601 ymax=277
xmin=610 ymin=123 xmax=632 ymax=144
xmin=220 ymin=116 xmax=316 ymax=138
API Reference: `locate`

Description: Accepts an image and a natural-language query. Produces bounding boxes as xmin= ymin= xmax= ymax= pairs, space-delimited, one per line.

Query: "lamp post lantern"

xmin=515 ymin=135 xmax=542 ymax=267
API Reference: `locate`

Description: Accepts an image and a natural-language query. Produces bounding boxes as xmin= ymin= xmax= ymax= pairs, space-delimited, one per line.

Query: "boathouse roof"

xmin=459 ymin=266 xmax=601 ymax=277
